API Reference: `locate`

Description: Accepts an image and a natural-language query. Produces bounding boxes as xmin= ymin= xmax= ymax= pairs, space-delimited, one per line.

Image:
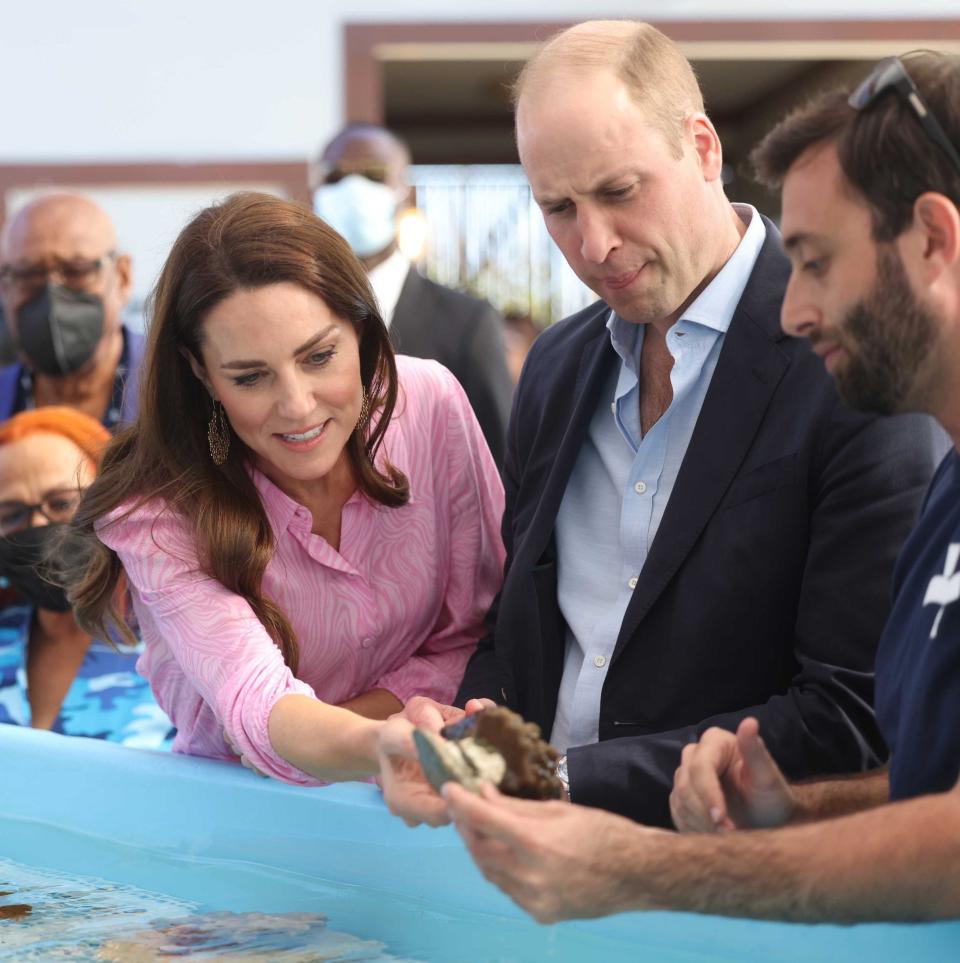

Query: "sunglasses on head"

xmin=848 ymin=56 xmax=960 ymax=175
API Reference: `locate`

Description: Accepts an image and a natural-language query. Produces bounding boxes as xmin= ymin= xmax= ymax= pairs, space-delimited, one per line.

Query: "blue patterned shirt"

xmin=0 ymin=602 xmax=174 ymax=748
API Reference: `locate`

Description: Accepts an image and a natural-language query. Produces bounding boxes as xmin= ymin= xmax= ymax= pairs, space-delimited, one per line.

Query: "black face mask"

xmin=0 ymin=524 xmax=72 ymax=612
xmin=15 ymin=284 xmax=105 ymax=376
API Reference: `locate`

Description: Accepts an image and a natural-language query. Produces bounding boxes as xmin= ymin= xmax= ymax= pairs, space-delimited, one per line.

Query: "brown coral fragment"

xmin=415 ymin=705 xmax=563 ymax=800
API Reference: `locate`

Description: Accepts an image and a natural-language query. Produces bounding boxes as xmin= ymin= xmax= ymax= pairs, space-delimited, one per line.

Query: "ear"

xmin=688 ymin=113 xmax=723 ymax=183
xmin=113 ymin=252 xmax=134 ymax=305
xmin=179 ymin=345 xmax=214 ymax=396
xmin=307 ymin=156 xmax=324 ymax=193
xmin=909 ymin=192 xmax=960 ymax=279
xmin=397 ymin=181 xmax=413 ymax=211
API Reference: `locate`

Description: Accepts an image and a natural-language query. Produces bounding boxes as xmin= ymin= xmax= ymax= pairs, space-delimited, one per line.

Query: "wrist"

xmin=269 ymin=694 xmax=383 ymax=780
xmin=608 ymin=819 xmax=672 ymax=914
xmin=352 ymin=717 xmax=384 ymax=773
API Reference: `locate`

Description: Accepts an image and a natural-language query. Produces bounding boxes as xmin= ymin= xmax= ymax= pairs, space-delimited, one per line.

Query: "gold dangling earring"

xmin=208 ymin=399 xmax=230 ymax=465
xmin=354 ymin=389 xmax=370 ymax=434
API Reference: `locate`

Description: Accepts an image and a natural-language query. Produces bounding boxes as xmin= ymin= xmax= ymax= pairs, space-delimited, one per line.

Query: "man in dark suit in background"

xmin=379 ymin=19 xmax=945 ymax=830
xmin=313 ymin=123 xmax=513 ymax=465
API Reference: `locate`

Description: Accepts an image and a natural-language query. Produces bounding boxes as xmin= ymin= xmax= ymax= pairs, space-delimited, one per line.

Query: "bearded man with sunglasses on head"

xmin=312 ymin=124 xmax=513 ymax=466
xmin=440 ymin=50 xmax=960 ymax=925
xmin=0 ymin=193 xmax=140 ymax=431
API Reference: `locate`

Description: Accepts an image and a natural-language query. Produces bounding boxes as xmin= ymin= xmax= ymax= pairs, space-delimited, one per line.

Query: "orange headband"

xmin=0 ymin=407 xmax=111 ymax=467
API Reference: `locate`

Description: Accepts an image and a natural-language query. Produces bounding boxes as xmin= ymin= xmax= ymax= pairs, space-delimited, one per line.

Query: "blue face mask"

xmin=313 ymin=175 xmax=399 ymax=259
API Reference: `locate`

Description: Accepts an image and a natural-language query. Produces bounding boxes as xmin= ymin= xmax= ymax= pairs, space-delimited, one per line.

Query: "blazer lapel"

xmin=614 ymin=230 xmax=792 ymax=658
xmin=525 ymin=322 xmax=614 ymax=564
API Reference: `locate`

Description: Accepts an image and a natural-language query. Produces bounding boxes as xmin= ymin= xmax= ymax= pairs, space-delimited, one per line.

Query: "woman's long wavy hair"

xmin=66 ymin=192 xmax=409 ymax=674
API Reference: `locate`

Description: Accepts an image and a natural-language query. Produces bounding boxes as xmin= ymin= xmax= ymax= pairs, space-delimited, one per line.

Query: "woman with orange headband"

xmin=0 ymin=406 xmax=172 ymax=744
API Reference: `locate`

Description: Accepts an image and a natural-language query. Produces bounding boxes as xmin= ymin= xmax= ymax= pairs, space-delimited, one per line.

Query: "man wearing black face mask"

xmin=0 ymin=193 xmax=142 ymax=431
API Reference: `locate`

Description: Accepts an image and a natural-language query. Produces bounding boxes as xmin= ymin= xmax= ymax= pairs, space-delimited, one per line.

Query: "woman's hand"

xmin=377 ymin=715 xmax=451 ymax=827
xmin=377 ymin=697 xmax=499 ymax=827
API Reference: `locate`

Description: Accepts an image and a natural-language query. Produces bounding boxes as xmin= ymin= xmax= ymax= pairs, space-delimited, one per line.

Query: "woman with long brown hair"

xmin=65 ymin=192 xmax=504 ymax=784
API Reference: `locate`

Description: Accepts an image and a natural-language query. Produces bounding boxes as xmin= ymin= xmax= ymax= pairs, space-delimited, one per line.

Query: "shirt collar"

xmin=680 ymin=203 xmax=766 ymax=335
xmin=250 ymin=465 xmax=309 ymax=534
xmin=606 ymin=203 xmax=767 ymax=368
xmin=367 ymin=248 xmax=411 ymax=327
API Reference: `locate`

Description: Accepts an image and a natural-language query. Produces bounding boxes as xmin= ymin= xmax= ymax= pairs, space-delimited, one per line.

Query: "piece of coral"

xmin=414 ymin=705 xmax=563 ymax=800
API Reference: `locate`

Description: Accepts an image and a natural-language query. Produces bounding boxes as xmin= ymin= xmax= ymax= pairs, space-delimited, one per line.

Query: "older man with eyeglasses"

xmin=435 ymin=49 xmax=960 ymax=925
xmin=0 ymin=193 xmax=141 ymax=431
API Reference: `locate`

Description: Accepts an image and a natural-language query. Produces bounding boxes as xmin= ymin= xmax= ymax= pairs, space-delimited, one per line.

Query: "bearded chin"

xmin=833 ymin=306 xmax=908 ymax=416
xmin=832 ymin=250 xmax=939 ymax=416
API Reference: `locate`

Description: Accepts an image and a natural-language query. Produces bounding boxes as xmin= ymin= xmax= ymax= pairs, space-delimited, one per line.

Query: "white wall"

xmin=2 ymin=0 xmax=957 ymax=164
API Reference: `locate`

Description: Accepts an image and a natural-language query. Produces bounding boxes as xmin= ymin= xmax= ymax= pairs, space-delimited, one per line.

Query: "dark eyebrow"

xmin=782 ymin=231 xmax=815 ymax=253
xmin=220 ymin=324 xmax=339 ymax=370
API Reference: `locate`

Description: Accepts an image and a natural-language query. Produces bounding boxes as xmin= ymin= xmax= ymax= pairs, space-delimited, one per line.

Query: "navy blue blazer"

xmin=457 ymin=222 xmax=945 ymax=827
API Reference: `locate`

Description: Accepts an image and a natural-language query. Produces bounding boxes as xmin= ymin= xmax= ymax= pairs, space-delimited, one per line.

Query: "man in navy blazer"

xmin=380 ymin=21 xmax=944 ymax=829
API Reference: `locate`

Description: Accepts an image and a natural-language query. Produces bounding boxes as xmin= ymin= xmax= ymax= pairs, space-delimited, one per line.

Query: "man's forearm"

xmin=623 ymin=786 xmax=960 ymax=922
xmin=790 ymin=766 xmax=890 ymax=823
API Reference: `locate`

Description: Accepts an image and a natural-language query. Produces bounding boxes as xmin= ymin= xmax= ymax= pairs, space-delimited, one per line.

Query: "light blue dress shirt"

xmin=551 ymin=205 xmax=767 ymax=754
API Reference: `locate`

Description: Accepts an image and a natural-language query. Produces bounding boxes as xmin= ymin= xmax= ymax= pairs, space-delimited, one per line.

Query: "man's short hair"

xmin=512 ymin=20 xmax=705 ymax=156
xmin=751 ymin=51 xmax=960 ymax=242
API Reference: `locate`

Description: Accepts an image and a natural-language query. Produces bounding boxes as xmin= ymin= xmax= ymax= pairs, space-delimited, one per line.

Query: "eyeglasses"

xmin=848 ymin=56 xmax=960 ymax=175
xmin=0 ymin=488 xmax=86 ymax=536
xmin=319 ymin=164 xmax=391 ymax=186
xmin=0 ymin=252 xmax=117 ymax=297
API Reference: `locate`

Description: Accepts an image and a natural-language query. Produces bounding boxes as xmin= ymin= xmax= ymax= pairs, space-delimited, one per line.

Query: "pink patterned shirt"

xmin=97 ymin=357 xmax=505 ymax=785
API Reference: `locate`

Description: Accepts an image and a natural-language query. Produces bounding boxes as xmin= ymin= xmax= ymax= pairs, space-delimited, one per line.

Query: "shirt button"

xmin=628 ymin=576 xmax=638 ymax=590
xmin=362 ymin=637 xmax=374 ymax=648
xmin=610 ymin=402 xmax=616 ymax=414
xmin=634 ymin=481 xmax=647 ymax=495
xmin=594 ymin=655 xmax=606 ymax=668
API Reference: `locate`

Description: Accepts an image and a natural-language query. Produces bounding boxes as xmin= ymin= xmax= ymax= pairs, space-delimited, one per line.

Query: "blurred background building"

xmin=2 ymin=1 xmax=959 ymax=346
